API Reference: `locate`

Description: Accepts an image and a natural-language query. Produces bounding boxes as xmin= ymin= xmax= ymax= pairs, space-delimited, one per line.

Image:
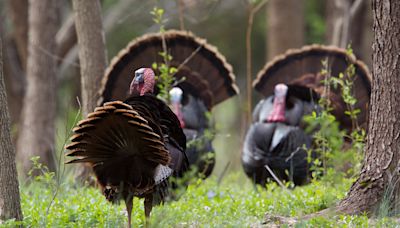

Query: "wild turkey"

xmin=98 ymin=30 xmax=239 ymax=177
xmin=65 ymin=68 xmax=188 ymax=227
xmin=243 ymin=84 xmax=315 ymax=185
xmin=242 ymin=45 xmax=372 ymax=186
xmin=253 ymin=44 xmax=372 ymax=131
xmin=169 ymin=87 xmax=214 ymax=177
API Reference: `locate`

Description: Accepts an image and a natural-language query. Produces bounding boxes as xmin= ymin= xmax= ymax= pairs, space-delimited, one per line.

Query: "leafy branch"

xmin=304 ymin=51 xmax=365 ymax=179
xmin=150 ymin=7 xmax=179 ymax=102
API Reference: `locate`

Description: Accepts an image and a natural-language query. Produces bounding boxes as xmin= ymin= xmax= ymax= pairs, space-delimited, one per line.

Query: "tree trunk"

xmin=58 ymin=0 xmax=138 ymax=76
xmin=348 ymin=0 xmax=367 ymax=57
xmin=325 ymin=0 xmax=335 ymax=43
xmin=0 ymin=16 xmax=25 ymax=127
xmin=266 ymin=0 xmax=304 ymax=59
xmin=72 ymin=0 xmax=107 ymax=116
xmin=56 ymin=15 xmax=77 ymax=63
xmin=359 ymin=2 xmax=373 ymax=68
xmin=72 ymin=0 xmax=107 ymax=182
xmin=325 ymin=0 xmax=368 ymax=54
xmin=7 ymin=0 xmax=28 ymax=70
xmin=2 ymin=0 xmax=27 ymax=128
xmin=16 ymin=0 xmax=58 ymax=175
xmin=0 ymin=36 xmax=23 ymax=223
xmin=336 ymin=0 xmax=400 ymax=215
xmin=325 ymin=0 xmax=347 ymax=47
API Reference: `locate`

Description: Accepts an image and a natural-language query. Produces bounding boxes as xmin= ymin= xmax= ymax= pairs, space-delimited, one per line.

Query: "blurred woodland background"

xmin=1 ymin=0 xmax=372 ymax=178
xmin=9 ymin=0 xmax=400 ymax=227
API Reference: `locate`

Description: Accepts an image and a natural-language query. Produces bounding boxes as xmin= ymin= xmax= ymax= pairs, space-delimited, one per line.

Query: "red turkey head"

xmin=129 ymin=68 xmax=156 ymax=96
xmin=169 ymin=87 xmax=185 ymax=128
xmin=267 ymin=83 xmax=288 ymax=123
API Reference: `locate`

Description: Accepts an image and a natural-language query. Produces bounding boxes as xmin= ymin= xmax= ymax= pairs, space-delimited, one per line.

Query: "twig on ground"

xmin=264 ymin=165 xmax=293 ymax=196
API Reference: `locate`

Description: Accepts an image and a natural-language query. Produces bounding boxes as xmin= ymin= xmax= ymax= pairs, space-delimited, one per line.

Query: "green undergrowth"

xmin=2 ymin=172 xmax=399 ymax=227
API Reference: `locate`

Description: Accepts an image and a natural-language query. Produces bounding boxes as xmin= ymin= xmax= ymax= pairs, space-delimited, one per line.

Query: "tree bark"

xmin=359 ymin=2 xmax=373 ymax=68
xmin=58 ymin=0 xmax=138 ymax=76
xmin=325 ymin=0 xmax=350 ymax=48
xmin=348 ymin=0 xmax=367 ymax=57
xmin=266 ymin=0 xmax=304 ymax=59
xmin=325 ymin=0 xmax=368 ymax=54
xmin=72 ymin=0 xmax=107 ymax=116
xmin=3 ymin=1 xmax=27 ymax=128
xmin=7 ymin=0 xmax=28 ymax=70
xmin=72 ymin=0 xmax=107 ymax=182
xmin=0 ymin=36 xmax=23 ymax=223
xmin=0 ymin=16 xmax=25 ymax=127
xmin=56 ymin=15 xmax=77 ymax=63
xmin=16 ymin=0 xmax=58 ymax=175
xmin=336 ymin=0 xmax=400 ymax=215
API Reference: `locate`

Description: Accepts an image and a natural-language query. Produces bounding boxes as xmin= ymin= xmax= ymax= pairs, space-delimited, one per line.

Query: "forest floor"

xmin=2 ymin=109 xmax=399 ymax=227
xmin=2 ymin=171 xmax=399 ymax=227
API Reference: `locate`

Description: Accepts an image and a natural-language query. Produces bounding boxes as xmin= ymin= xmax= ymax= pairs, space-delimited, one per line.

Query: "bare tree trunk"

xmin=326 ymin=0 xmax=367 ymax=51
xmin=266 ymin=0 xmax=304 ymax=59
xmin=0 ymin=16 xmax=25 ymax=127
xmin=3 ymin=0 xmax=27 ymax=128
xmin=72 ymin=0 xmax=107 ymax=182
xmin=326 ymin=0 xmax=348 ymax=47
xmin=58 ymin=0 xmax=139 ymax=76
xmin=325 ymin=0 xmax=339 ymax=45
xmin=72 ymin=0 xmax=107 ymax=116
xmin=7 ymin=0 xmax=28 ymax=70
xmin=56 ymin=15 xmax=77 ymax=62
xmin=359 ymin=2 xmax=373 ymax=68
xmin=17 ymin=0 xmax=58 ymax=175
xmin=0 ymin=36 xmax=23 ymax=223
xmin=336 ymin=0 xmax=400 ymax=215
xmin=348 ymin=0 xmax=367 ymax=56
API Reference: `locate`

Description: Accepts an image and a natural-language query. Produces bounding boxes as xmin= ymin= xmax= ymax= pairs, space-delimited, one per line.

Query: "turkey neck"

xmin=130 ymin=83 xmax=144 ymax=96
xmin=172 ymin=102 xmax=185 ymax=128
xmin=267 ymin=95 xmax=286 ymax=123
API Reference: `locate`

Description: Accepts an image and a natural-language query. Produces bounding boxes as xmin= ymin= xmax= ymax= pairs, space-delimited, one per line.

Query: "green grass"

xmin=2 ymin=172 xmax=399 ymax=227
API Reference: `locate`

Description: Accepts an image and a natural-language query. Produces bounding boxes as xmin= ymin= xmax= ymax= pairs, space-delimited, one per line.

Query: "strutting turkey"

xmin=242 ymin=45 xmax=372 ymax=186
xmin=65 ymin=68 xmax=188 ymax=227
xmin=243 ymin=83 xmax=317 ymax=185
xmin=253 ymin=44 xmax=372 ymax=131
xmin=97 ymin=30 xmax=239 ymax=178
xmin=169 ymin=87 xmax=214 ymax=177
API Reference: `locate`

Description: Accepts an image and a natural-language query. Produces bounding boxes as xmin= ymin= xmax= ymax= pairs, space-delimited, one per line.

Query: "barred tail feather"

xmin=253 ymin=44 xmax=372 ymax=131
xmin=65 ymin=101 xmax=170 ymax=189
xmin=98 ymin=30 xmax=239 ymax=109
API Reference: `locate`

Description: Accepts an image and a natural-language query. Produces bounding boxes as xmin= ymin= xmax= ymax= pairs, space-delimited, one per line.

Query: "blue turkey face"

xmin=274 ymin=84 xmax=288 ymax=97
xmin=169 ymin=87 xmax=183 ymax=104
xmin=133 ymin=69 xmax=145 ymax=84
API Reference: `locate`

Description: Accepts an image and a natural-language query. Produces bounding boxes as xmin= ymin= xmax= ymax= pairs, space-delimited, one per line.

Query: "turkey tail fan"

xmin=98 ymin=30 xmax=239 ymax=109
xmin=253 ymin=44 xmax=372 ymax=131
xmin=172 ymin=65 xmax=213 ymax=110
xmin=65 ymin=101 xmax=170 ymax=191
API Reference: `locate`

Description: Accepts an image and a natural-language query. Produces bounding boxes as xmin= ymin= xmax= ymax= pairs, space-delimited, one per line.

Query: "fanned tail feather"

xmin=98 ymin=30 xmax=239 ymax=109
xmin=65 ymin=101 xmax=170 ymax=189
xmin=253 ymin=44 xmax=372 ymax=130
